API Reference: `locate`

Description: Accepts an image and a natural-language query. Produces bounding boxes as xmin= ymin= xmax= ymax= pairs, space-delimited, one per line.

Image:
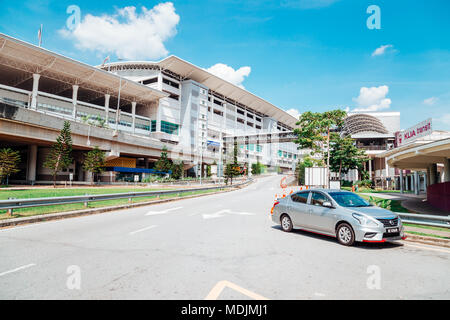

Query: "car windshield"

xmin=330 ymin=193 xmax=372 ymax=208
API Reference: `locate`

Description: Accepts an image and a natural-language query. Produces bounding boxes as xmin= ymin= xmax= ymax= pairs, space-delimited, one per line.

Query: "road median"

xmin=0 ymin=181 xmax=252 ymax=229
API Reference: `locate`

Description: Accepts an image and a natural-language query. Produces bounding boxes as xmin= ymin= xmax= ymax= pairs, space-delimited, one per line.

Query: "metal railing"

xmin=395 ymin=212 xmax=450 ymax=229
xmin=0 ymin=179 xmax=252 ymax=215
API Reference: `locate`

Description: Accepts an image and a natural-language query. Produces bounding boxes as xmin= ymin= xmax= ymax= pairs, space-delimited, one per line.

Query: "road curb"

xmin=0 ymin=183 xmax=251 ymax=229
xmin=404 ymin=233 xmax=450 ymax=248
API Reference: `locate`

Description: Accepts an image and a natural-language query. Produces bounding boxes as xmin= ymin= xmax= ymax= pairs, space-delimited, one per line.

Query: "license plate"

xmin=387 ymin=228 xmax=399 ymax=233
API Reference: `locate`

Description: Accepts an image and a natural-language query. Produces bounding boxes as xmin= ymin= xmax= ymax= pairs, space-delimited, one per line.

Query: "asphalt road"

xmin=0 ymin=175 xmax=449 ymax=300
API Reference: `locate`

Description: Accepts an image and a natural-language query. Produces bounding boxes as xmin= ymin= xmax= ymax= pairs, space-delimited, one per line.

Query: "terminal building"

xmin=341 ymin=111 xmax=400 ymax=188
xmin=0 ymin=33 xmax=299 ymax=184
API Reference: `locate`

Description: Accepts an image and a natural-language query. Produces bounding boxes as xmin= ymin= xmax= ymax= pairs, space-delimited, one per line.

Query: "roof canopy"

xmin=0 ymin=34 xmax=167 ymax=105
xmin=103 ymin=56 xmax=299 ymax=128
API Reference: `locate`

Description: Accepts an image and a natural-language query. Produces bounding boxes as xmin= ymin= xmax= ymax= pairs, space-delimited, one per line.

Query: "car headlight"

xmin=352 ymin=213 xmax=379 ymax=227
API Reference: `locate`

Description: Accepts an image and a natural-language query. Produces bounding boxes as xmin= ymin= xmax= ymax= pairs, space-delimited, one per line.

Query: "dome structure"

xmin=342 ymin=114 xmax=389 ymax=136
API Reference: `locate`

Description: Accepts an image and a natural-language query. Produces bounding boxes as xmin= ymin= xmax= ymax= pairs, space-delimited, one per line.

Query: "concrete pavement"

xmin=0 ymin=176 xmax=449 ymax=300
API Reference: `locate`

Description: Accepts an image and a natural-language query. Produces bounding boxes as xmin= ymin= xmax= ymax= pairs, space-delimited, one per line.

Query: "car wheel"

xmin=336 ymin=223 xmax=355 ymax=246
xmin=281 ymin=214 xmax=293 ymax=232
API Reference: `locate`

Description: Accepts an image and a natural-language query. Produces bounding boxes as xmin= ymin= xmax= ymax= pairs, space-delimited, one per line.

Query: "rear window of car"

xmin=291 ymin=192 xmax=309 ymax=204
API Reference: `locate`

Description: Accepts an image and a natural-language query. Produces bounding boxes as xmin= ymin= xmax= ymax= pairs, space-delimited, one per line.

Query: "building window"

xmin=161 ymin=121 xmax=180 ymax=135
xmin=142 ymin=78 xmax=158 ymax=85
xmin=163 ymin=90 xmax=180 ymax=101
xmin=256 ymin=145 xmax=263 ymax=153
xmin=162 ymin=78 xmax=180 ymax=89
xmin=213 ymin=109 xmax=223 ymax=117
xmin=151 ymin=120 xmax=157 ymax=132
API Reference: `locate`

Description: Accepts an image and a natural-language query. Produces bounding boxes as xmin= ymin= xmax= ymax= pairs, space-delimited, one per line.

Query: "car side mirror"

xmin=323 ymin=201 xmax=334 ymax=209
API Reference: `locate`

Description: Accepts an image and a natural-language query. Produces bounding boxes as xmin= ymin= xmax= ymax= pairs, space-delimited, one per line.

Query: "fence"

xmin=396 ymin=212 xmax=450 ymax=229
xmin=0 ymin=179 xmax=252 ymax=216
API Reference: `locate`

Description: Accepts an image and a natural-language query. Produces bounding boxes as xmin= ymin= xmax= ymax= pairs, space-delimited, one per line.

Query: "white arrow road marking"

xmin=202 ymin=210 xmax=256 ymax=220
xmin=145 ymin=207 xmax=183 ymax=216
xmin=129 ymin=225 xmax=157 ymax=235
xmin=205 ymin=280 xmax=269 ymax=300
xmin=0 ymin=263 xmax=36 ymax=277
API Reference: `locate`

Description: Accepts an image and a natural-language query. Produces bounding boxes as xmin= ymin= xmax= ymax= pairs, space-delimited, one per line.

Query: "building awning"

xmin=105 ymin=167 xmax=172 ymax=175
xmin=379 ymin=137 xmax=450 ymax=170
xmin=102 ymin=56 xmax=299 ymax=128
xmin=0 ymin=33 xmax=167 ymax=105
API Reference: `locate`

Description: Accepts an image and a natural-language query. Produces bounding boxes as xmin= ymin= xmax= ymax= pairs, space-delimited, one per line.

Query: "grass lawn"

xmin=359 ymin=194 xmax=410 ymax=213
xmin=0 ymin=188 xmax=222 ymax=220
xmin=405 ymin=231 xmax=450 ymax=240
xmin=0 ymin=187 xmax=176 ymax=200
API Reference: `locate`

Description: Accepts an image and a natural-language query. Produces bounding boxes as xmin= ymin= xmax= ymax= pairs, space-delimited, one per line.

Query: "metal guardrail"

xmin=395 ymin=212 xmax=450 ymax=229
xmin=0 ymin=179 xmax=252 ymax=215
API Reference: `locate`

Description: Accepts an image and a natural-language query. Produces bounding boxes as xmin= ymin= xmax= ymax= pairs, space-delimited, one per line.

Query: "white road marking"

xmin=129 ymin=225 xmax=157 ymax=235
xmin=145 ymin=207 xmax=183 ymax=216
xmin=314 ymin=292 xmax=326 ymax=297
xmin=402 ymin=243 xmax=450 ymax=254
xmin=205 ymin=280 xmax=269 ymax=300
xmin=0 ymin=264 xmax=36 ymax=277
xmin=202 ymin=210 xmax=256 ymax=220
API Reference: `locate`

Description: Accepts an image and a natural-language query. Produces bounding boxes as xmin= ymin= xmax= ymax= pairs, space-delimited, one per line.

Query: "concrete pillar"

xmin=368 ymin=159 xmax=372 ymax=180
xmin=405 ymin=174 xmax=409 ymax=191
xmin=27 ymin=145 xmax=37 ymax=184
xmin=414 ymin=171 xmax=419 ymax=195
xmin=104 ymin=94 xmax=110 ymax=125
xmin=131 ymin=101 xmax=137 ymax=134
xmin=30 ymin=73 xmax=40 ymax=109
xmin=399 ymin=170 xmax=404 ymax=194
xmin=72 ymin=85 xmax=79 ymax=119
xmin=424 ymin=172 xmax=428 ymax=193
xmin=444 ymin=158 xmax=450 ymax=182
xmin=429 ymin=164 xmax=438 ymax=186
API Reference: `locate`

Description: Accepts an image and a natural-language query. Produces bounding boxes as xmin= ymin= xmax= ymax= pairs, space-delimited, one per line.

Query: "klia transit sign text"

xmin=395 ymin=118 xmax=432 ymax=147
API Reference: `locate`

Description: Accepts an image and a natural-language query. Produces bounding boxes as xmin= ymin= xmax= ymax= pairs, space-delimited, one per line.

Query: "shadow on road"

xmin=271 ymin=225 xmax=404 ymax=250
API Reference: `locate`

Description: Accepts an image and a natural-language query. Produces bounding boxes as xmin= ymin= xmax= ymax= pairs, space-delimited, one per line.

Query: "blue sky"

xmin=1 ymin=0 xmax=449 ymax=130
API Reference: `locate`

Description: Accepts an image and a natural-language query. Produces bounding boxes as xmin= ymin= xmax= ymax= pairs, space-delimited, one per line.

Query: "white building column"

xmin=368 ymin=159 xmax=373 ymax=180
xmin=104 ymin=94 xmax=110 ymax=125
xmin=399 ymin=169 xmax=404 ymax=194
xmin=131 ymin=101 xmax=137 ymax=134
xmin=444 ymin=158 xmax=450 ymax=182
xmin=414 ymin=171 xmax=419 ymax=195
xmin=72 ymin=85 xmax=79 ymax=119
xmin=30 ymin=73 xmax=41 ymax=109
xmin=27 ymin=145 xmax=38 ymax=184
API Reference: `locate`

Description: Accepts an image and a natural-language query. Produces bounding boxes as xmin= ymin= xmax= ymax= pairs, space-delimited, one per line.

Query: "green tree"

xmin=0 ymin=148 xmax=21 ymax=186
xmin=171 ymin=160 xmax=184 ymax=180
xmin=293 ymin=110 xmax=347 ymax=187
xmin=224 ymin=141 xmax=241 ymax=185
xmin=329 ymin=134 xmax=368 ymax=178
xmin=83 ymin=147 xmax=106 ymax=185
xmin=251 ymin=161 xmax=266 ymax=175
xmin=44 ymin=121 xmax=73 ymax=188
xmin=155 ymin=146 xmax=173 ymax=175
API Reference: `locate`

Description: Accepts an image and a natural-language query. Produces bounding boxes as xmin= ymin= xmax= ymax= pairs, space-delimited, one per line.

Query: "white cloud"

xmin=281 ymin=0 xmax=340 ymax=9
xmin=372 ymin=44 xmax=393 ymax=57
xmin=206 ymin=63 xmax=251 ymax=89
xmin=286 ymin=108 xmax=301 ymax=119
xmin=59 ymin=2 xmax=180 ymax=60
xmin=423 ymin=97 xmax=438 ymax=106
xmin=435 ymin=114 xmax=450 ymax=127
xmin=352 ymin=85 xmax=392 ymax=112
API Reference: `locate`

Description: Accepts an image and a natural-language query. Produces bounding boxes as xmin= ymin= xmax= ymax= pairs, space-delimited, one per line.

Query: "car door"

xmin=309 ymin=192 xmax=336 ymax=233
xmin=288 ymin=191 xmax=311 ymax=228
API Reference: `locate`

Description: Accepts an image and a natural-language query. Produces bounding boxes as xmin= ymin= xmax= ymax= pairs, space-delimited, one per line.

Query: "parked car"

xmin=271 ymin=189 xmax=406 ymax=246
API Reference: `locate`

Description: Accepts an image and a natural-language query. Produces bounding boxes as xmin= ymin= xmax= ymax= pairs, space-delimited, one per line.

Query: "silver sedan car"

xmin=271 ymin=189 xmax=406 ymax=246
